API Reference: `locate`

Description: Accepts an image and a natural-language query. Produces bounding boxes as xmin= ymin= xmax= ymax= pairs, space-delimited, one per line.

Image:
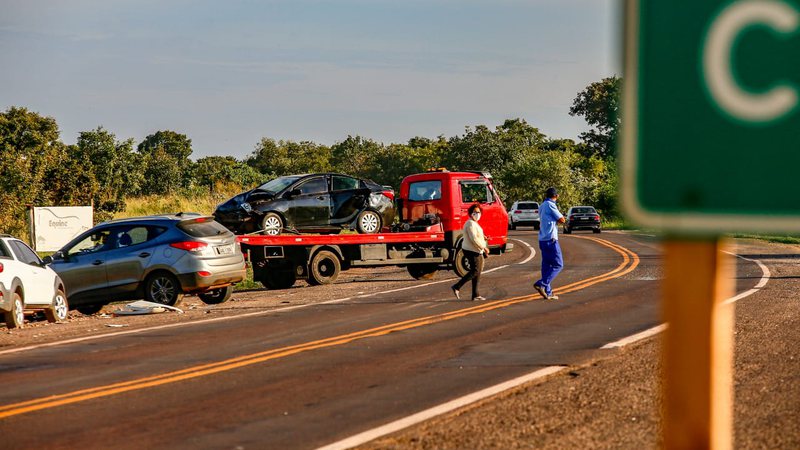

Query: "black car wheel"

xmin=593 ymin=228 xmax=601 ymax=234
xmin=261 ymin=213 xmax=284 ymax=235
xmin=3 ymin=292 xmax=24 ymax=329
xmin=564 ymin=226 xmax=571 ymax=234
xmin=198 ymin=286 xmax=233 ymax=304
xmin=308 ymin=250 xmax=341 ymax=285
xmin=356 ymin=210 xmax=382 ymax=234
xmin=144 ymin=272 xmax=184 ymax=306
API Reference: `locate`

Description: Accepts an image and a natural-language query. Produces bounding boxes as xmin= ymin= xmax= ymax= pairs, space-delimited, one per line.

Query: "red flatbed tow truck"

xmin=237 ymin=170 xmax=511 ymax=289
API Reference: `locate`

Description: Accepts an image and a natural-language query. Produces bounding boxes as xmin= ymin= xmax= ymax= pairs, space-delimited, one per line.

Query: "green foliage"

xmin=0 ymin=107 xmax=68 ymax=236
xmin=194 ymin=156 xmax=263 ymax=193
xmin=137 ymin=130 xmax=194 ymax=195
xmin=246 ymin=138 xmax=331 ymax=176
xmin=330 ymin=135 xmax=382 ymax=178
xmin=569 ymin=76 xmax=621 ymax=159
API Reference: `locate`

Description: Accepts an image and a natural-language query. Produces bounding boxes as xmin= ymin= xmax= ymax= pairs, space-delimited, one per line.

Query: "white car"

xmin=0 ymin=235 xmax=69 ymax=328
xmin=508 ymin=201 xmax=540 ymax=230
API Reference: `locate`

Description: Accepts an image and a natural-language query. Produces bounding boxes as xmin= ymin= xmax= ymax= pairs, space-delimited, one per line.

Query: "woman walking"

xmin=451 ymin=203 xmax=489 ymax=301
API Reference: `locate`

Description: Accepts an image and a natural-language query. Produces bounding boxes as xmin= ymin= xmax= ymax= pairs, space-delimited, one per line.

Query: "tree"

xmin=569 ymin=76 xmax=622 ymax=159
xmin=137 ymin=130 xmax=193 ymax=195
xmin=76 ymin=127 xmax=143 ymax=218
xmin=443 ymin=119 xmax=546 ymax=176
xmin=246 ymin=138 xmax=331 ymax=176
xmin=194 ymin=156 xmax=262 ymax=194
xmin=0 ymin=107 xmax=65 ymax=236
xmin=330 ymin=135 xmax=382 ymax=179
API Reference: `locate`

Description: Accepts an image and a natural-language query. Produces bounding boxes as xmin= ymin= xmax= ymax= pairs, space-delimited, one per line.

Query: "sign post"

xmin=622 ymin=0 xmax=799 ymax=448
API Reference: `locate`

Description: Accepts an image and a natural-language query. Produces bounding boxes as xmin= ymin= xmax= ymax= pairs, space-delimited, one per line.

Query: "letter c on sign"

xmin=703 ymin=0 xmax=799 ymax=123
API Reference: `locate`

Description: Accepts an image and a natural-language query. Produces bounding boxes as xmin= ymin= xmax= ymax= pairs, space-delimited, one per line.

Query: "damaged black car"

xmin=213 ymin=173 xmax=395 ymax=235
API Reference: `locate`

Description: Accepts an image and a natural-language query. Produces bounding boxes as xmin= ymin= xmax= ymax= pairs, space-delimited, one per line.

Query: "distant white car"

xmin=0 ymin=235 xmax=69 ymax=328
xmin=508 ymin=201 xmax=540 ymax=230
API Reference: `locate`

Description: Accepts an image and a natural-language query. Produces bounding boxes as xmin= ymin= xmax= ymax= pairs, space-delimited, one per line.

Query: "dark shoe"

xmin=451 ymin=286 xmax=461 ymax=300
xmin=533 ymin=283 xmax=548 ymax=299
xmin=472 ymin=296 xmax=486 ymax=301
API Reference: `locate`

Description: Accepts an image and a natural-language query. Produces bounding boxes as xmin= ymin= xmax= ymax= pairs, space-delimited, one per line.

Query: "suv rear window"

xmin=517 ymin=203 xmax=539 ymax=210
xmin=178 ymin=219 xmax=232 ymax=237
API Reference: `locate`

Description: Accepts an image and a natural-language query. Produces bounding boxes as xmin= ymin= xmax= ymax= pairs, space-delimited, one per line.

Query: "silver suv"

xmin=45 ymin=214 xmax=246 ymax=314
xmin=508 ymin=201 xmax=540 ymax=230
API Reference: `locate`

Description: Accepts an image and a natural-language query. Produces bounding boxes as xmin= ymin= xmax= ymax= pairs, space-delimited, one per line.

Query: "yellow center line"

xmin=0 ymin=236 xmax=639 ymax=420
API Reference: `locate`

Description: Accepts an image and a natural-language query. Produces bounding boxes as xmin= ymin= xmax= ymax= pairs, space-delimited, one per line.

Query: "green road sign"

xmin=622 ymin=0 xmax=800 ymax=233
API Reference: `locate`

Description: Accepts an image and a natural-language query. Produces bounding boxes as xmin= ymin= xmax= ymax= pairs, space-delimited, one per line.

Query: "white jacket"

xmin=461 ymin=219 xmax=487 ymax=254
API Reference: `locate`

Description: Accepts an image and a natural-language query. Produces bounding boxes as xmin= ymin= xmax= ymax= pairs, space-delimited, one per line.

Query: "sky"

xmin=0 ymin=0 xmax=620 ymax=159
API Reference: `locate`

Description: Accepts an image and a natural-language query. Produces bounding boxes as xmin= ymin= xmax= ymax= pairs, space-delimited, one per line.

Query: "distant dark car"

xmin=563 ymin=206 xmax=602 ymax=234
xmin=213 ymin=173 xmax=396 ymax=235
xmin=46 ymin=214 xmax=246 ymax=314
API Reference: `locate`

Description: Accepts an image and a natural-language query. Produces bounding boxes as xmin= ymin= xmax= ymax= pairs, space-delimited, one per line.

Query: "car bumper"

xmin=511 ymin=219 xmax=540 ymax=225
xmin=177 ymin=267 xmax=247 ymax=293
xmin=568 ymin=222 xmax=601 ymax=230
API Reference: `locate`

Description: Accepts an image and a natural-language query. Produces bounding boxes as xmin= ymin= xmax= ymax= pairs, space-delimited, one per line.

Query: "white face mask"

xmin=471 ymin=212 xmax=481 ymax=221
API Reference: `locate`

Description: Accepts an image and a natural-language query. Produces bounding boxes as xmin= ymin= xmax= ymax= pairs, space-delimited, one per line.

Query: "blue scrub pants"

xmin=536 ymin=239 xmax=563 ymax=296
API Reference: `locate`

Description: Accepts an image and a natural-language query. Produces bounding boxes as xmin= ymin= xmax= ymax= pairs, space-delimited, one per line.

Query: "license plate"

xmin=215 ymin=245 xmax=234 ymax=255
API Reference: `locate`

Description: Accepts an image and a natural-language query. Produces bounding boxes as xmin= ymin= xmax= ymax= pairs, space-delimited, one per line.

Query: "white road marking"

xmin=319 ymin=251 xmax=771 ymax=449
xmin=316 ymin=366 xmax=565 ymax=450
xmin=515 ymin=238 xmax=537 ymax=265
xmin=601 ymin=252 xmax=770 ymax=349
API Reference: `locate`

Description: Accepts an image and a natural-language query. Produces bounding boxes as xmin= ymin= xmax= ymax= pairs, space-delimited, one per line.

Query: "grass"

xmin=114 ymin=192 xmax=233 ymax=219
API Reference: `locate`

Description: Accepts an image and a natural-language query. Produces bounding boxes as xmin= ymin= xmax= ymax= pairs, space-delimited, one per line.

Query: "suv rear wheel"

xmin=4 ymin=292 xmax=24 ymax=329
xmin=144 ymin=272 xmax=184 ymax=306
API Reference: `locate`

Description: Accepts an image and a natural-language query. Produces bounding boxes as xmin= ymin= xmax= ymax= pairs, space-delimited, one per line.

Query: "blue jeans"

xmin=536 ymin=239 xmax=563 ymax=296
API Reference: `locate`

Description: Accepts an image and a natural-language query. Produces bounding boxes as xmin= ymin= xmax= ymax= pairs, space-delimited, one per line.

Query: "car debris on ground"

xmin=112 ymin=300 xmax=184 ymax=316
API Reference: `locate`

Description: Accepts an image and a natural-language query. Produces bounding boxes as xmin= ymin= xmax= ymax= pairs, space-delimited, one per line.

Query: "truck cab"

xmin=399 ymin=169 xmax=509 ymax=252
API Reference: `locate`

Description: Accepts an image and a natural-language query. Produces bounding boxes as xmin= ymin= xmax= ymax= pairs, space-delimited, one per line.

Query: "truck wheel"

xmin=198 ymin=286 xmax=233 ymax=304
xmin=4 ymin=292 xmax=24 ymax=329
xmin=308 ymin=250 xmax=341 ymax=285
xmin=258 ymin=270 xmax=296 ymax=289
xmin=144 ymin=272 xmax=184 ymax=306
xmin=45 ymin=289 xmax=69 ymax=322
xmin=453 ymin=248 xmax=472 ymax=278
xmin=356 ymin=210 xmax=382 ymax=234
xmin=407 ymin=263 xmax=439 ymax=280
xmin=261 ymin=213 xmax=283 ymax=235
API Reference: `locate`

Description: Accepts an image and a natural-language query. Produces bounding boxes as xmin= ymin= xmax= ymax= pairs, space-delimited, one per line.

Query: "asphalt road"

xmin=0 ymin=230 xmax=773 ymax=449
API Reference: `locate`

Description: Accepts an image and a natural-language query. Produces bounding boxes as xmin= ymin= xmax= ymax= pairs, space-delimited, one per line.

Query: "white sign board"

xmin=30 ymin=206 xmax=93 ymax=252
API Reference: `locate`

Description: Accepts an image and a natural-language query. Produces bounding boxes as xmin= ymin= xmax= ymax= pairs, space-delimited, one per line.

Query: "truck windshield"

xmin=408 ymin=181 xmax=442 ymax=201
xmin=257 ymin=176 xmax=301 ymax=193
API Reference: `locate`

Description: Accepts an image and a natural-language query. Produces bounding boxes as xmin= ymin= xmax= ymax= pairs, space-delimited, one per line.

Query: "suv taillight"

xmin=514 ymin=210 xmax=521 ymax=214
xmin=595 ymin=215 xmax=601 ymax=221
xmin=382 ymin=190 xmax=395 ymax=201
xmin=0 ymin=262 xmax=3 ymax=273
xmin=170 ymin=241 xmax=208 ymax=252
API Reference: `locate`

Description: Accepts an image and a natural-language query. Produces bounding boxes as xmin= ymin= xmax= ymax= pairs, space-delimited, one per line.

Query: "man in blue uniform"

xmin=534 ymin=187 xmax=566 ymax=300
